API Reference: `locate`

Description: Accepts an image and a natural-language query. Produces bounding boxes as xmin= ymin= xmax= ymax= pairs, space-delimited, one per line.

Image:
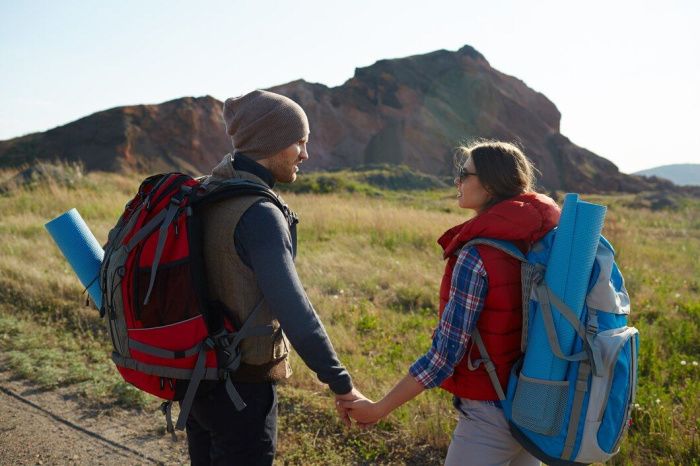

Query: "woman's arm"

xmin=338 ymin=374 xmax=425 ymax=424
xmin=340 ymin=246 xmax=488 ymax=425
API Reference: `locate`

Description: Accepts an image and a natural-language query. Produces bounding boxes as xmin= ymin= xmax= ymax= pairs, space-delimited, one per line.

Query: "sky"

xmin=1 ymin=0 xmax=698 ymax=173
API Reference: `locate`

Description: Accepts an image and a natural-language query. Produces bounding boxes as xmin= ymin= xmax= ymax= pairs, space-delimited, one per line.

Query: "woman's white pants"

xmin=444 ymin=398 xmax=540 ymax=466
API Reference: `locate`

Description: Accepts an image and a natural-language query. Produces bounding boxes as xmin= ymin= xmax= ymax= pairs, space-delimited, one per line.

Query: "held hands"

xmin=334 ymin=387 xmax=382 ymax=428
xmin=337 ymin=397 xmax=385 ymax=427
xmin=335 ymin=375 xmax=425 ymax=428
xmin=334 ymin=387 xmax=368 ymax=428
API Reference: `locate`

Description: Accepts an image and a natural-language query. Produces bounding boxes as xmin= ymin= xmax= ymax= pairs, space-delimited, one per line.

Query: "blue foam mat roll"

xmin=522 ymin=193 xmax=606 ymax=380
xmin=45 ymin=208 xmax=104 ymax=309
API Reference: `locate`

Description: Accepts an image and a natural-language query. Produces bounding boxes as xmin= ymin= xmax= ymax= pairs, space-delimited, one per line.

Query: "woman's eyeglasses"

xmin=455 ymin=167 xmax=478 ymax=183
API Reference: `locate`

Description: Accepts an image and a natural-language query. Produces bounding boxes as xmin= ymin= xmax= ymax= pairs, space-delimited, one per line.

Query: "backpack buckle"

xmin=213 ymin=332 xmax=232 ymax=349
xmin=586 ymin=312 xmax=599 ymax=336
xmin=203 ymin=336 xmax=216 ymax=350
xmin=533 ymin=265 xmax=545 ymax=285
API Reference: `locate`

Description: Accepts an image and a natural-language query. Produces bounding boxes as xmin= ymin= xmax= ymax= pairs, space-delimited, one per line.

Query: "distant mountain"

xmin=634 ymin=164 xmax=700 ymax=186
xmin=0 ymin=45 xmax=670 ymax=193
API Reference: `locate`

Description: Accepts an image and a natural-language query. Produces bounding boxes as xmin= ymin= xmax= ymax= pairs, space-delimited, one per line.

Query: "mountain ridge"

xmin=0 ymin=45 xmax=670 ymax=193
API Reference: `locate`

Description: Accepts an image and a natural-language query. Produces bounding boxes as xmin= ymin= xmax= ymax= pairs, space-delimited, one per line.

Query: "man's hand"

xmin=334 ymin=387 xmax=367 ymax=427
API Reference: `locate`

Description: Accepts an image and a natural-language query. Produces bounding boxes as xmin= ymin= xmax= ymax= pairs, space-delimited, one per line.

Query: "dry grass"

xmin=0 ymin=170 xmax=698 ymax=464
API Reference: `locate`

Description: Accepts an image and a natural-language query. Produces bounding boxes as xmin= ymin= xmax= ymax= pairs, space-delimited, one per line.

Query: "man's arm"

xmin=235 ymin=200 xmax=353 ymax=395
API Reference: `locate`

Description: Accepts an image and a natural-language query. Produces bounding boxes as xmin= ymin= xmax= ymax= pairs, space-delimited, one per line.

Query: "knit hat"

xmin=223 ymin=90 xmax=309 ymax=159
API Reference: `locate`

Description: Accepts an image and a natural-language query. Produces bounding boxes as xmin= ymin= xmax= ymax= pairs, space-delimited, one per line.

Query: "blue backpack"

xmin=466 ymin=194 xmax=639 ymax=465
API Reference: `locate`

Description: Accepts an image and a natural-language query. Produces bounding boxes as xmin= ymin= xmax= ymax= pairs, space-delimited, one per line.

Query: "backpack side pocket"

xmin=575 ymin=326 xmax=639 ymax=463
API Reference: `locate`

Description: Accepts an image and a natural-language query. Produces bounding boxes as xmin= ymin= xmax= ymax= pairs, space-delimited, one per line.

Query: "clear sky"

xmin=1 ymin=0 xmax=698 ymax=173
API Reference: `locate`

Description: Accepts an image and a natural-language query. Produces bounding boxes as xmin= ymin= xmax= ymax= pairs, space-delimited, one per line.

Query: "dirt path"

xmin=0 ymin=366 xmax=189 ymax=465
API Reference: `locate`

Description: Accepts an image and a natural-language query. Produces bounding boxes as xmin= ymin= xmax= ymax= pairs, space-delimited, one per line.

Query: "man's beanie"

xmin=223 ymin=90 xmax=309 ymax=159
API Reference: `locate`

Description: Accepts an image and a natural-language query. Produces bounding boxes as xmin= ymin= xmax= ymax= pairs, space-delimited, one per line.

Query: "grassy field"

xmin=0 ymin=167 xmax=698 ymax=465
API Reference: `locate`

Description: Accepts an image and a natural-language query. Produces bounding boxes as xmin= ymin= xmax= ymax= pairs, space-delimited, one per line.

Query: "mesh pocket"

xmin=512 ymin=373 xmax=569 ymax=436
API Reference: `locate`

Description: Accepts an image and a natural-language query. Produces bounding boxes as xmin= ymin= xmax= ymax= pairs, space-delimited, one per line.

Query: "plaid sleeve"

xmin=409 ymin=246 xmax=488 ymax=388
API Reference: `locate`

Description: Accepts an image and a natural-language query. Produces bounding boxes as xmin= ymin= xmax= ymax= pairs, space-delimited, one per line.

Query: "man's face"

xmin=263 ymin=136 xmax=309 ymax=183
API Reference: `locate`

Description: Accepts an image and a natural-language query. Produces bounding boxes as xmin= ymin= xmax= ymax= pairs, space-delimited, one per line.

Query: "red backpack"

xmin=99 ymin=173 xmax=290 ymax=432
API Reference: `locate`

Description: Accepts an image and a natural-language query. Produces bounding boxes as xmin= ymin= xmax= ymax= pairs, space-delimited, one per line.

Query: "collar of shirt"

xmin=232 ymin=153 xmax=276 ymax=188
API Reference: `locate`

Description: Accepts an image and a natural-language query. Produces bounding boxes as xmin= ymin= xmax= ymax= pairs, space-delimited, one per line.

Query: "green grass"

xmin=0 ymin=166 xmax=699 ymax=464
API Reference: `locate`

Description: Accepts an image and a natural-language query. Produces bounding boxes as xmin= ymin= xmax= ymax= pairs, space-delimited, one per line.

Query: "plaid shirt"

xmin=409 ymin=246 xmax=488 ymax=388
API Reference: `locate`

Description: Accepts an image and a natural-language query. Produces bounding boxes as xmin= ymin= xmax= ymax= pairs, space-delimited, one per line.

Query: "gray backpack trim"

xmin=563 ymin=361 xmax=592 ymax=460
xmin=535 ymin=282 xmax=589 ymax=363
xmin=128 ymin=339 xmax=202 ymax=360
xmin=112 ymin=353 xmax=221 ymax=380
xmin=125 ymin=208 xmax=167 ymax=252
xmin=587 ymin=241 xmax=630 ymax=315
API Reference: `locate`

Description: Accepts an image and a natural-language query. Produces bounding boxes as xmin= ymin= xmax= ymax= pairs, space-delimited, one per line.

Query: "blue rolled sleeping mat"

xmin=521 ymin=193 xmax=607 ymax=381
xmin=45 ymin=208 xmax=104 ymax=309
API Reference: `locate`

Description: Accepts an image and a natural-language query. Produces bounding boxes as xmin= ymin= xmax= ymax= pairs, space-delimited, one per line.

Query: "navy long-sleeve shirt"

xmin=230 ymin=154 xmax=353 ymax=395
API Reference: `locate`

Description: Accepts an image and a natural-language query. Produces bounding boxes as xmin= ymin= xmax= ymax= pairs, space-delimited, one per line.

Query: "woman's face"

xmin=455 ymin=157 xmax=491 ymax=212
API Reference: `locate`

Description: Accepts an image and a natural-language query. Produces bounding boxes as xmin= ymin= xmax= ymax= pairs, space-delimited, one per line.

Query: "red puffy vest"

xmin=436 ymin=193 xmax=560 ymax=400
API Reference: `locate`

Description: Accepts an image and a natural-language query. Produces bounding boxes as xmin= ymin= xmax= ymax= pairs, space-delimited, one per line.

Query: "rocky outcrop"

xmin=269 ymin=46 xmax=659 ymax=192
xmin=0 ymin=96 xmax=231 ymax=174
xmin=0 ymin=46 xmax=667 ymax=193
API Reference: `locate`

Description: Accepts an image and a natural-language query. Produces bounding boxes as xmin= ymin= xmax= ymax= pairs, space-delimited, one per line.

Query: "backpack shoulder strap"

xmin=463 ymin=238 xmax=527 ymax=262
xmin=469 ymin=329 xmax=507 ymax=400
xmin=193 ymin=178 xmax=296 ymax=226
xmin=464 ymin=238 xmax=525 ymax=400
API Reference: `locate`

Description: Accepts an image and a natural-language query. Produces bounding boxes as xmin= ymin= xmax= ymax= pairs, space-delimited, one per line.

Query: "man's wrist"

xmin=330 ymin=378 xmax=354 ymax=396
xmin=334 ymin=385 xmax=356 ymax=398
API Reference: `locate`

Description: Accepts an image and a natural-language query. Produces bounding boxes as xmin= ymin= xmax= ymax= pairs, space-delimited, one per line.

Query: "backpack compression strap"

xmin=174 ymin=297 xmax=275 ymax=431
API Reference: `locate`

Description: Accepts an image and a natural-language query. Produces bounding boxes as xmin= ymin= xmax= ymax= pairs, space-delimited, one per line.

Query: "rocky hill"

xmin=0 ymin=45 xmax=666 ymax=193
xmin=0 ymin=96 xmax=229 ymax=174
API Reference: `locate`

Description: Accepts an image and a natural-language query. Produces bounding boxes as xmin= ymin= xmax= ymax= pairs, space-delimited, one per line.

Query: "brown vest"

xmin=201 ymin=163 xmax=291 ymax=382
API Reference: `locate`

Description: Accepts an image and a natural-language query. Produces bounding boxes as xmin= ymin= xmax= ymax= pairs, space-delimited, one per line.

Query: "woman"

xmin=339 ymin=141 xmax=560 ymax=465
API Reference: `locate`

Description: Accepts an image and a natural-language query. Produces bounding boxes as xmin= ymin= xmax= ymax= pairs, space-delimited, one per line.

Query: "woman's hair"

xmin=454 ymin=140 xmax=538 ymax=208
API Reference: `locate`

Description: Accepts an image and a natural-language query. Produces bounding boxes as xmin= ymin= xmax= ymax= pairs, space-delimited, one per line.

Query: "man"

xmin=186 ymin=90 xmax=363 ymax=465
